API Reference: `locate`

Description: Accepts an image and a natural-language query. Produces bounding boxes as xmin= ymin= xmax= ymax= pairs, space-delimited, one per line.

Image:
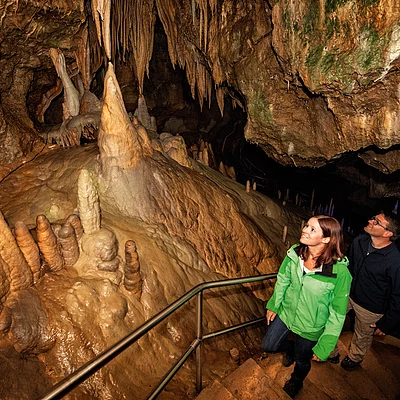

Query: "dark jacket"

xmin=348 ymin=234 xmax=400 ymax=335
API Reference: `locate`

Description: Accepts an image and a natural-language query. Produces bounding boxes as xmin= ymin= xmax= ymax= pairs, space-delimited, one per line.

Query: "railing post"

xmin=195 ymin=291 xmax=203 ymax=393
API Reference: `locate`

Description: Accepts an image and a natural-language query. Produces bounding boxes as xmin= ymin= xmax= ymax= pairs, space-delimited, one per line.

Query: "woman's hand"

xmin=312 ymin=354 xmax=323 ymax=362
xmin=266 ymin=310 xmax=277 ymax=325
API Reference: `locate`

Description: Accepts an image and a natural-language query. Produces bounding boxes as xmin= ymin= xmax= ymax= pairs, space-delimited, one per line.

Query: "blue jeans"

xmin=261 ymin=315 xmax=317 ymax=382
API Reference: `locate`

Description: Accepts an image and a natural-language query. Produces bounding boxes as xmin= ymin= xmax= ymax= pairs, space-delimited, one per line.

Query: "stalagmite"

xmin=66 ymin=214 xmax=84 ymax=241
xmin=159 ymin=132 xmax=191 ymax=168
xmin=14 ymin=221 xmax=41 ymax=283
xmin=246 ymin=180 xmax=251 ymax=193
xmin=206 ymin=142 xmax=216 ymax=169
xmin=58 ymin=223 xmax=80 ymax=267
xmin=98 ymin=63 xmax=146 ymax=171
xmin=189 ymin=144 xmax=199 ymax=161
xmin=252 ymin=181 xmax=257 ymax=191
xmin=202 ymin=147 xmax=209 ymax=166
xmin=0 ymin=212 xmax=32 ymax=292
xmin=124 ymin=240 xmax=142 ymax=297
xmin=77 ymin=169 xmax=100 ymax=235
xmin=219 ymin=161 xmax=227 ymax=176
xmin=131 ymin=117 xmax=154 ymax=157
xmin=0 ymin=257 xmax=10 ymax=311
xmin=226 ymin=166 xmax=236 ymax=181
xmin=36 ymin=215 xmax=64 ymax=272
xmin=282 ymin=226 xmax=288 ymax=243
xmin=199 ymin=140 xmax=206 ymax=152
xmin=134 ymin=95 xmax=157 ymax=137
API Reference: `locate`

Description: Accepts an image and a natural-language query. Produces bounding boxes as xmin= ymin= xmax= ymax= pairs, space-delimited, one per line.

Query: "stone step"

xmin=195 ymin=379 xmax=238 ymax=400
xmin=195 ymin=331 xmax=400 ymax=400
xmin=195 ymin=358 xmax=291 ymax=400
xmin=221 ymin=358 xmax=290 ymax=399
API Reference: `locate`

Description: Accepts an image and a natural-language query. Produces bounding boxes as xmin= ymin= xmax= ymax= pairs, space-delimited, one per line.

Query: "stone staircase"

xmin=195 ymin=332 xmax=400 ymax=400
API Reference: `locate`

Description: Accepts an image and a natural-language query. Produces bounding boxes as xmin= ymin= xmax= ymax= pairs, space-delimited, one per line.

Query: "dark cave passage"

xmin=208 ymin=107 xmax=399 ymax=237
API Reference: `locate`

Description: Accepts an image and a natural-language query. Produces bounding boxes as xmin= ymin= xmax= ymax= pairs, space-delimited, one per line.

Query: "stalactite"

xmin=66 ymin=214 xmax=84 ymax=242
xmin=0 ymin=212 xmax=33 ymax=292
xmin=124 ymin=240 xmax=142 ymax=297
xmin=36 ymin=215 xmax=64 ymax=272
xmin=58 ymin=223 xmax=80 ymax=267
xmin=77 ymin=169 xmax=101 ymax=235
xmin=48 ymin=48 xmax=80 ymax=120
xmin=215 ymin=86 xmax=225 ymax=116
xmin=74 ymin=22 xmax=92 ymax=90
xmin=91 ymin=0 xmax=111 ymax=60
xmin=14 ymin=221 xmax=41 ymax=283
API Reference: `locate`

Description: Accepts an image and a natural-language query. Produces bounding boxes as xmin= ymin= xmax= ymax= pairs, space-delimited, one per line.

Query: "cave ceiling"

xmin=0 ymin=0 xmax=400 ymax=198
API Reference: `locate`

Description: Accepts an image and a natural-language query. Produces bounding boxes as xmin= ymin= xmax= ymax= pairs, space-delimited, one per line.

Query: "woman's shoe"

xmin=282 ymin=352 xmax=295 ymax=367
xmin=283 ymin=377 xmax=303 ymax=398
xmin=327 ymin=354 xmax=340 ymax=364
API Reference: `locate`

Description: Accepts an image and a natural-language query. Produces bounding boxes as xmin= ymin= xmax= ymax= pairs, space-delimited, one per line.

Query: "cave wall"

xmin=1 ymin=0 xmax=399 ymax=167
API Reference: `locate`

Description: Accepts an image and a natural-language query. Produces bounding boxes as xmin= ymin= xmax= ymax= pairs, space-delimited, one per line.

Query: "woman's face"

xmin=300 ymin=217 xmax=329 ymax=246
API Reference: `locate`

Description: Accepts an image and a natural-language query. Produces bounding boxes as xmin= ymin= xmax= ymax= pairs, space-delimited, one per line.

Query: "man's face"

xmin=364 ymin=214 xmax=391 ymax=238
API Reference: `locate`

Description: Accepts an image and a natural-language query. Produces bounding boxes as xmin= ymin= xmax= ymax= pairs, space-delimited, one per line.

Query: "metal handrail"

xmin=38 ymin=272 xmax=277 ymax=400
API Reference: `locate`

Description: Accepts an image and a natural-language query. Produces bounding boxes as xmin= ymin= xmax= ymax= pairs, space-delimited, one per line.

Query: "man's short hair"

xmin=382 ymin=210 xmax=400 ymax=241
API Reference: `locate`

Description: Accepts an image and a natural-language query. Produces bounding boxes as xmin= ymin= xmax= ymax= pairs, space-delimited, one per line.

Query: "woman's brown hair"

xmin=296 ymin=215 xmax=344 ymax=266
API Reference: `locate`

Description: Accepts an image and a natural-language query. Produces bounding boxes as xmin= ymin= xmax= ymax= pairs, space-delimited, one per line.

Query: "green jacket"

xmin=267 ymin=244 xmax=352 ymax=361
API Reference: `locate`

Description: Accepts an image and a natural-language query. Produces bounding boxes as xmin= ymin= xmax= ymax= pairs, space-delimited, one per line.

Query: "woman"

xmin=262 ymin=215 xmax=351 ymax=398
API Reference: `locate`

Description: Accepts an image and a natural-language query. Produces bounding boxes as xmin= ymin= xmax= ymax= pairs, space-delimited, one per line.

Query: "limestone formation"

xmin=14 ymin=221 xmax=42 ymax=283
xmin=97 ymin=63 xmax=279 ymax=280
xmin=219 ymin=161 xmax=227 ymax=176
xmin=66 ymin=214 xmax=84 ymax=242
xmin=77 ymin=169 xmax=101 ymax=235
xmin=49 ymin=48 xmax=80 ymax=121
xmin=36 ymin=215 xmax=64 ymax=272
xmin=134 ymin=95 xmax=158 ymax=138
xmin=0 ymin=211 xmax=33 ymax=293
xmin=159 ymin=133 xmax=192 ymax=168
xmin=124 ymin=240 xmax=142 ymax=297
xmin=226 ymin=166 xmax=236 ymax=181
xmin=58 ymin=223 xmax=80 ymax=267
xmin=81 ymin=228 xmax=120 ymax=272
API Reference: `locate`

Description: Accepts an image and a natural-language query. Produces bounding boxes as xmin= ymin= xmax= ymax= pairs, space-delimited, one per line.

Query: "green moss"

xmin=325 ymin=0 xmax=349 ymax=13
xmin=326 ymin=17 xmax=340 ymax=39
xmin=248 ymin=92 xmax=275 ymax=127
xmin=353 ymin=24 xmax=383 ymax=72
xmin=305 ymin=45 xmax=324 ymax=69
xmin=320 ymin=52 xmax=336 ymax=73
xmin=303 ymin=5 xmax=320 ymax=35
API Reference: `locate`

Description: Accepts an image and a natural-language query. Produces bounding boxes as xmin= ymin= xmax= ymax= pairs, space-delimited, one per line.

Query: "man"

xmin=340 ymin=211 xmax=400 ymax=370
